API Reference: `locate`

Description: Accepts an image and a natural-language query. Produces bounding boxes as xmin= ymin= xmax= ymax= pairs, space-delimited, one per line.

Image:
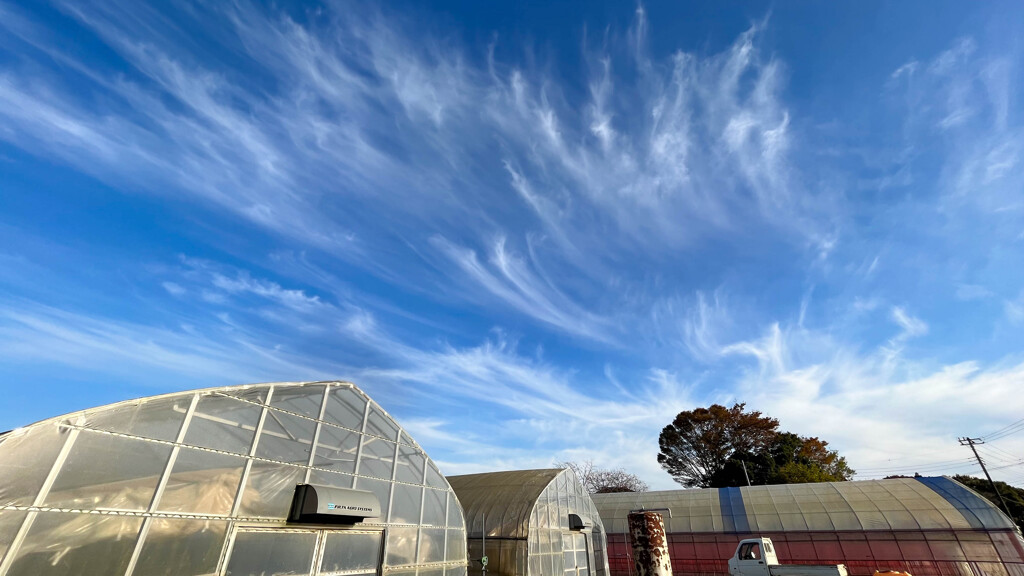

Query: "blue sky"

xmin=2 ymin=1 xmax=1023 ymax=489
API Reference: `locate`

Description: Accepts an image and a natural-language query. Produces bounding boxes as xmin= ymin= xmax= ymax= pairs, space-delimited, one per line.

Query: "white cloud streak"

xmin=431 ymin=236 xmax=615 ymax=343
xmin=0 ymin=265 xmax=692 ymax=485
xmin=713 ymin=317 xmax=1024 ymax=484
xmin=1 ymin=3 xmax=1023 ymax=490
xmin=891 ymin=35 xmax=1024 ymax=217
xmin=890 ymin=306 xmax=929 ymax=339
xmin=0 ymin=1 xmax=839 ymax=344
xmin=0 ymin=300 xmax=348 ymax=385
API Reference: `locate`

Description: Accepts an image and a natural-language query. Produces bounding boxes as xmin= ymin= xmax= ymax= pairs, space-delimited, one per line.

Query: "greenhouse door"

xmin=223 ymin=527 xmax=383 ymax=576
xmin=563 ymin=532 xmax=590 ymax=576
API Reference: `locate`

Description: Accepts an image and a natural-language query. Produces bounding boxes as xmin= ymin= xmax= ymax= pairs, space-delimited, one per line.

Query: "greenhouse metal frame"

xmin=0 ymin=381 xmax=468 ymax=576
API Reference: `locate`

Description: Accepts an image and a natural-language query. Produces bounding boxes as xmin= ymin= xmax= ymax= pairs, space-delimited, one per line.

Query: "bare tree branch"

xmin=556 ymin=460 xmax=649 ymax=493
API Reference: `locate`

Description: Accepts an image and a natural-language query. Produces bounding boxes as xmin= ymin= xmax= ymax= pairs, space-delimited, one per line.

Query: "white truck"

xmin=728 ymin=538 xmax=848 ymax=576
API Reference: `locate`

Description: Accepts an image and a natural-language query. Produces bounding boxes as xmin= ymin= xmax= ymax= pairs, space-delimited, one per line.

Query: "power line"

xmin=984 ymin=444 xmax=1022 ymax=461
xmin=856 ymin=456 xmax=976 ymax=470
xmin=988 ymin=427 xmax=1024 ymax=443
xmin=957 ymin=448 xmax=1024 ymax=486
xmin=978 ymin=416 xmax=1024 ymax=438
xmin=1000 ymin=464 xmax=1024 ymax=477
xmin=855 ymin=467 xmax=978 ymax=478
xmin=997 ymin=470 xmax=1024 ymax=485
xmin=983 ymin=417 xmax=1024 ymax=439
xmin=869 ymin=444 xmax=989 ymax=460
xmin=853 ymin=433 xmax=1021 ymax=481
xmin=855 ymin=458 xmax=977 ymax=473
xmin=987 ymin=460 xmax=1024 ymax=472
xmin=977 ymin=446 xmax=1020 ymax=465
xmin=855 ymin=461 xmax=981 ymax=480
xmin=995 ymin=469 xmax=1024 ymax=481
xmin=983 ymin=417 xmax=1024 ymax=440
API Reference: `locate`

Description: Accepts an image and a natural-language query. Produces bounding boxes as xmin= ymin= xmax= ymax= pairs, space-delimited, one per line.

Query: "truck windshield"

xmin=739 ymin=543 xmax=761 ymax=560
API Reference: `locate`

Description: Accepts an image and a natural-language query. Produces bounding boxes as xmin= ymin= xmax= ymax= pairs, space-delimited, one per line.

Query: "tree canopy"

xmin=658 ymin=403 xmax=854 ymax=488
xmin=557 ymin=460 xmax=649 ymax=493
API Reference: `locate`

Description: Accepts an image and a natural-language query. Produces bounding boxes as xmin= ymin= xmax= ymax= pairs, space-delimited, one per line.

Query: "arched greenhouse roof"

xmin=448 ymin=469 xmax=563 ymax=539
xmin=591 ymin=477 xmax=1015 ymax=535
xmin=448 ymin=468 xmax=604 ymax=538
xmin=0 ymin=381 xmax=468 ymax=576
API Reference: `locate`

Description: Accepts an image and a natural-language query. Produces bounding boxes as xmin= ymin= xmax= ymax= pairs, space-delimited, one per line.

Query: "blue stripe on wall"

xmin=916 ymin=476 xmax=987 ymax=529
xmin=719 ymin=487 xmax=750 ymax=533
xmin=718 ymin=488 xmax=734 ymax=532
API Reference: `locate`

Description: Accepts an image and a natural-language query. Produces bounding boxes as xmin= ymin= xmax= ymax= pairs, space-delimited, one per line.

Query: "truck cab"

xmin=729 ymin=538 xmax=780 ymax=576
xmin=729 ymin=538 xmax=847 ymax=576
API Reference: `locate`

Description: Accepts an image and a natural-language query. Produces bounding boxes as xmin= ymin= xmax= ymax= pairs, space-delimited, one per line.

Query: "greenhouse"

xmin=0 ymin=381 xmax=468 ymax=576
xmin=593 ymin=477 xmax=1024 ymax=576
xmin=447 ymin=469 xmax=610 ymax=576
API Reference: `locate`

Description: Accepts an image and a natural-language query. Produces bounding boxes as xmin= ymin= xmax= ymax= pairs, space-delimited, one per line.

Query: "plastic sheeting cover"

xmin=449 ymin=468 xmax=610 ymax=576
xmin=0 ymin=381 xmax=468 ymax=576
xmin=448 ymin=469 xmax=563 ymax=539
xmin=592 ymin=477 xmax=1017 ymax=535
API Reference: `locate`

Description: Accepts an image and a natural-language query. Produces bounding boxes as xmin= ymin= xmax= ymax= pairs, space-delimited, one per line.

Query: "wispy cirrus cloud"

xmin=0 ymin=299 xmax=349 ymax=385
xmin=0 ymin=0 xmax=836 ymax=346
xmin=0 ymin=259 xmax=692 ymax=483
xmin=890 ymin=35 xmax=1024 ymax=216
xmin=3 ymin=1 xmax=1024 ymax=489
xmin=1006 ymin=293 xmax=1024 ymax=325
xmin=482 ymin=14 xmax=827 ymax=256
xmin=956 ymin=284 xmax=994 ymax=301
xmin=644 ymin=290 xmax=736 ymax=364
xmin=890 ymin=306 xmax=928 ymax=340
xmin=430 ymin=236 xmax=615 ymax=343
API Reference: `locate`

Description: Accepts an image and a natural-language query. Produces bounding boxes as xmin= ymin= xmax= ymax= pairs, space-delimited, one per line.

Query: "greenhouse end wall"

xmin=595 ymin=478 xmax=1024 ymax=576
xmin=448 ymin=469 xmax=611 ymax=576
xmin=0 ymin=381 xmax=468 ymax=576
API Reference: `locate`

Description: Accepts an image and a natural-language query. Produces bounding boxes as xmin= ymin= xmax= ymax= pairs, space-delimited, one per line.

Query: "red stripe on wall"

xmin=605 ymin=531 xmax=1024 ymax=576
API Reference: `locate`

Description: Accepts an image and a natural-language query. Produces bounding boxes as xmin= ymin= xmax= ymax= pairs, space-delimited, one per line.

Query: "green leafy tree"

xmin=659 ymin=405 xmax=854 ymax=488
xmin=769 ymin=433 xmax=854 ymax=483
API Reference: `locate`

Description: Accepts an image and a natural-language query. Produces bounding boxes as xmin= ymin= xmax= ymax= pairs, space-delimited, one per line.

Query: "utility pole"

xmin=741 ymin=461 xmax=752 ymax=487
xmin=959 ymin=437 xmax=1013 ymax=519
